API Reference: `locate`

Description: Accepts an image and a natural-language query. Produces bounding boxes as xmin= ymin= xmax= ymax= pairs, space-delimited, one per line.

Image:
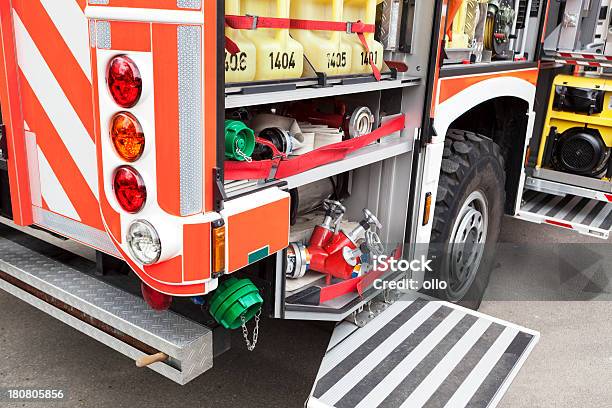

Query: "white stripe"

xmin=39 ymin=0 xmax=92 ymax=82
xmin=398 ymin=319 xmax=492 ymax=408
xmin=13 ymin=12 xmax=98 ymax=199
xmin=37 ymin=147 xmax=80 ymax=221
xmin=590 ymin=204 xmax=612 ymax=227
xmin=320 ymin=302 xmax=441 ymax=406
xmin=536 ymin=194 xmax=565 ymax=215
xmin=318 ymin=300 xmax=414 ymax=378
xmin=443 ymin=327 xmax=519 ymax=408
xmin=556 ymin=196 xmax=584 ymax=219
xmin=354 ymin=310 xmax=466 ymax=408
xmin=573 ymin=199 xmax=600 ymax=223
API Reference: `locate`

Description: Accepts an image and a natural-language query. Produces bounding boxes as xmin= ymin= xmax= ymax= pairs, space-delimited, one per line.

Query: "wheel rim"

xmin=446 ymin=190 xmax=489 ymax=301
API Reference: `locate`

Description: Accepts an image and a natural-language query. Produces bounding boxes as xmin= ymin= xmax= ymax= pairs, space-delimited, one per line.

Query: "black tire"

xmin=429 ymin=129 xmax=506 ymax=309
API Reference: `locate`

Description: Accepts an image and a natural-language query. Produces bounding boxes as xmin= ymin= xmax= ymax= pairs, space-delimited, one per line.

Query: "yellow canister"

xmin=343 ymin=0 xmax=384 ymax=75
xmin=290 ymin=0 xmax=353 ymax=76
xmin=225 ymin=0 xmax=257 ymax=83
xmin=227 ymin=0 xmax=305 ymax=82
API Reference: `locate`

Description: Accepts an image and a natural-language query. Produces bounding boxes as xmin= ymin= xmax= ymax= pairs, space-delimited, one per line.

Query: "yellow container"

xmin=225 ymin=0 xmax=257 ymax=83
xmin=290 ymin=0 xmax=353 ymax=76
xmin=226 ymin=0 xmax=305 ymax=83
xmin=343 ymin=0 xmax=384 ymax=75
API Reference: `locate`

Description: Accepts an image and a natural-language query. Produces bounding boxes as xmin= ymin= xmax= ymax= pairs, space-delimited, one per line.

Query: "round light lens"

xmin=113 ymin=166 xmax=147 ymax=213
xmin=110 ymin=112 xmax=145 ymax=162
xmin=107 ymin=55 xmax=142 ymax=108
xmin=127 ymin=220 xmax=161 ymax=265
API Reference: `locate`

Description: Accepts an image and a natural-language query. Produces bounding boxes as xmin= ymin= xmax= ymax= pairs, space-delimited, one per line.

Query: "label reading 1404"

xmin=269 ymin=52 xmax=297 ymax=70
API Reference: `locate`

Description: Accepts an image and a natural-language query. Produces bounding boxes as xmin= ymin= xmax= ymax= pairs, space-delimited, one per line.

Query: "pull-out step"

xmin=0 ymin=232 xmax=213 ymax=385
xmin=517 ymin=189 xmax=612 ymax=239
xmin=309 ymin=296 xmax=539 ymax=408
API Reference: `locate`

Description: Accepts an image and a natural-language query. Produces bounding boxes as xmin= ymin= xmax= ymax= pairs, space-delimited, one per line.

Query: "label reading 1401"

xmin=361 ymin=51 xmax=379 ymax=66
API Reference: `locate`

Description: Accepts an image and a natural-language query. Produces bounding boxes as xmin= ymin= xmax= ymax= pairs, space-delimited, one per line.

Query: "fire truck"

xmin=0 ymin=0 xmax=607 ymax=405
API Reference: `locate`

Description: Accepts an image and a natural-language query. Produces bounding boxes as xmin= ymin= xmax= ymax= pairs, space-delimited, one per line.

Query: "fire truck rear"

xmin=1 ymin=0 xmax=607 ymax=405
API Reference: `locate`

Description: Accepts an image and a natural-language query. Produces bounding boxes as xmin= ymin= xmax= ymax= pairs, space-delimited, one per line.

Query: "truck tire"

xmin=429 ymin=129 xmax=506 ymax=309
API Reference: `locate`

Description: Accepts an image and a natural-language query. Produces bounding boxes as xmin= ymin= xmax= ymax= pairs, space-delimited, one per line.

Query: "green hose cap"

xmin=209 ymin=278 xmax=263 ymax=330
xmin=225 ymin=120 xmax=255 ymax=161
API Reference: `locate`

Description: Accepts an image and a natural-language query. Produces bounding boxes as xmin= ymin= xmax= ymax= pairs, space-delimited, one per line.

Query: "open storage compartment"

xmin=218 ymin=0 xmax=435 ymax=321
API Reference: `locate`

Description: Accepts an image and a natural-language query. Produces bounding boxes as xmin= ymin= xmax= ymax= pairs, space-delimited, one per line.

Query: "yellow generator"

xmin=537 ymin=74 xmax=612 ymax=180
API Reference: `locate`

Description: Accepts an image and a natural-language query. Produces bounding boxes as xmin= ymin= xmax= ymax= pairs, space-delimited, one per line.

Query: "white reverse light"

xmin=127 ymin=220 xmax=161 ymax=265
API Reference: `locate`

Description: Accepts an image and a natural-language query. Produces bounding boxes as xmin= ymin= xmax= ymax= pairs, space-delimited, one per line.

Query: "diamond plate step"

xmin=0 ymin=234 xmax=213 ymax=385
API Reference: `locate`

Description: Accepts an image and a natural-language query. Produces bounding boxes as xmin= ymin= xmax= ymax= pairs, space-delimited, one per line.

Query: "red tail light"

xmin=107 ymin=55 xmax=142 ymax=108
xmin=113 ymin=166 xmax=147 ymax=213
xmin=141 ymin=282 xmax=172 ymax=311
xmin=110 ymin=112 xmax=145 ymax=162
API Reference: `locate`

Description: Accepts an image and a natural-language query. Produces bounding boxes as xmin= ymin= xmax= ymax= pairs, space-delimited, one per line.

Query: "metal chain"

xmin=241 ymin=309 xmax=261 ymax=352
xmin=235 ymin=140 xmax=252 ymax=162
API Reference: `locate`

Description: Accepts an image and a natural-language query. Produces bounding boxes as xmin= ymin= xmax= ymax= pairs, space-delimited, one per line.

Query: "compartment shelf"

xmin=225 ymin=75 xmax=421 ymax=109
xmin=283 ymin=132 xmax=412 ymax=189
xmin=223 ymin=130 xmax=413 ymax=196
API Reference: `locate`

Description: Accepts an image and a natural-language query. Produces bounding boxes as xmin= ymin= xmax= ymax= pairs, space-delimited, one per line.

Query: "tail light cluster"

xmin=107 ymin=55 xmax=160 ymax=266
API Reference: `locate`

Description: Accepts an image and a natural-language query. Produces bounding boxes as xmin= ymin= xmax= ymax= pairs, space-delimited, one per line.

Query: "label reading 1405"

xmin=327 ymin=52 xmax=348 ymax=69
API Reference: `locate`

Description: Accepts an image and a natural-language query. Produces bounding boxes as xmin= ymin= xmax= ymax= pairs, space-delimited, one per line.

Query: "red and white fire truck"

xmin=0 ymin=0 xmax=608 ymax=405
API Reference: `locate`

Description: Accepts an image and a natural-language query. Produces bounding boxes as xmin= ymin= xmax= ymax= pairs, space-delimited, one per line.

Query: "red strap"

xmin=225 ymin=159 xmax=279 ymax=181
xmin=356 ymin=31 xmax=382 ymax=81
xmin=289 ymin=18 xmax=375 ymax=34
xmin=226 ymin=14 xmax=291 ymax=30
xmin=225 ymin=115 xmax=405 ymax=181
xmin=225 ymin=36 xmax=241 ymax=54
xmin=224 ymin=16 xmax=380 ymax=79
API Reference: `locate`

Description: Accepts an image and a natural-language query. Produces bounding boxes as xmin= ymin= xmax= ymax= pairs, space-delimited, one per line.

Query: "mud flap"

xmin=308 ymin=295 xmax=539 ymax=408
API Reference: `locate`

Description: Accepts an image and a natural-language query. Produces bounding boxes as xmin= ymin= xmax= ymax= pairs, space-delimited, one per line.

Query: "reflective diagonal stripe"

xmin=39 ymin=0 xmax=91 ymax=82
xmin=37 ymin=147 xmax=80 ymax=221
xmin=13 ymin=0 xmax=95 ymax=137
xmin=20 ymin=75 xmax=103 ymax=228
xmin=13 ymin=11 xmax=98 ymax=199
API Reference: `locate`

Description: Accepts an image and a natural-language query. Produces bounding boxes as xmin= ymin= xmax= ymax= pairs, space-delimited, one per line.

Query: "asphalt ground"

xmin=0 ymin=216 xmax=611 ymax=408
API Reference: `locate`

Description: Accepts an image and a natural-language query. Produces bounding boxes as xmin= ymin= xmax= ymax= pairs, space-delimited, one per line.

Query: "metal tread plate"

xmin=525 ymin=176 xmax=612 ymax=204
xmin=517 ymin=189 xmax=612 ymax=239
xmin=308 ymin=297 xmax=539 ymax=408
xmin=0 ymin=234 xmax=212 ymax=384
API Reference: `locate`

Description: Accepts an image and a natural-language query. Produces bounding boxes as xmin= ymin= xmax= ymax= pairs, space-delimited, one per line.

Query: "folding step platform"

xmin=517 ymin=189 xmax=612 ymax=239
xmin=0 ymin=229 xmax=213 ymax=385
xmin=308 ymin=296 xmax=539 ymax=408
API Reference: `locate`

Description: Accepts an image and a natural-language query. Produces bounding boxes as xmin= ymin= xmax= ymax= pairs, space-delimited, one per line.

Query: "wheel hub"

xmin=447 ymin=191 xmax=489 ymax=301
